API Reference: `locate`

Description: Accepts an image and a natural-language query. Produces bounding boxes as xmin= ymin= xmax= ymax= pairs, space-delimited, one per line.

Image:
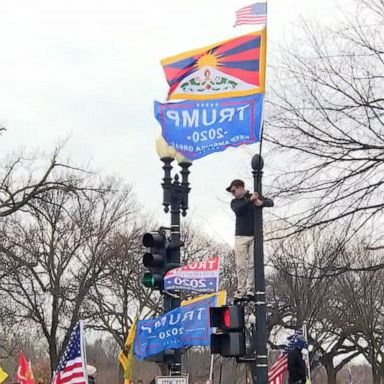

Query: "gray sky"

xmin=0 ymin=0 xmax=349 ymax=245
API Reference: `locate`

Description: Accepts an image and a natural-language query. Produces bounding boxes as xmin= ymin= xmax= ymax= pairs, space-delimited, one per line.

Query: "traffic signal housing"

xmin=142 ymin=230 xmax=167 ymax=290
xmin=210 ymin=305 xmax=246 ymax=357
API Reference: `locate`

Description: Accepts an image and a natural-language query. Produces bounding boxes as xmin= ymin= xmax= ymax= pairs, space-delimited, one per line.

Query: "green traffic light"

xmin=142 ymin=273 xmax=155 ymax=288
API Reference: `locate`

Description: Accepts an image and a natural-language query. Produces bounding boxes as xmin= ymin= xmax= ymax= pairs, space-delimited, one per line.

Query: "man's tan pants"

xmin=234 ymin=235 xmax=254 ymax=293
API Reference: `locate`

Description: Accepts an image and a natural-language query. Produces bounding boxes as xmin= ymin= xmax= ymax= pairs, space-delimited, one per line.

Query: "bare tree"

xmin=333 ymin=252 xmax=384 ymax=384
xmin=266 ymin=0 xmax=384 ymax=253
xmin=0 ymin=175 xmax=135 ymax=372
xmin=0 ymin=294 xmax=24 ymax=360
xmin=85 ymin=221 xmax=163 ymax=347
xmin=0 ymin=146 xmax=90 ymax=218
xmin=267 ymin=231 xmax=361 ymax=384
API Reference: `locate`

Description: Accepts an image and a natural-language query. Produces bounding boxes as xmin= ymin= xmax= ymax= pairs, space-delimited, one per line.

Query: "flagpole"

xmin=209 ymin=355 xmax=214 ymax=383
xmin=251 ymin=154 xmax=269 ymax=384
xmin=302 ymin=322 xmax=311 ymax=383
xmin=80 ymin=321 xmax=89 ymax=384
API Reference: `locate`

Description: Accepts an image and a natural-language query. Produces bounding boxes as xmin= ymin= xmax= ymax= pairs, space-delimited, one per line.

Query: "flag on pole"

xmin=51 ymin=321 xmax=88 ymax=384
xmin=154 ymin=94 xmax=264 ymax=160
xmin=134 ymin=295 xmax=218 ymax=360
xmin=234 ymin=3 xmax=267 ymax=27
xmin=181 ymin=290 xmax=227 ymax=307
xmin=161 ymin=30 xmax=266 ymax=100
xmin=268 ymin=330 xmax=304 ymax=384
xmin=0 ymin=368 xmax=8 ymax=384
xmin=16 ymin=352 xmax=35 ymax=384
xmin=118 ymin=318 xmax=138 ymax=384
xmin=164 ymin=257 xmax=220 ymax=293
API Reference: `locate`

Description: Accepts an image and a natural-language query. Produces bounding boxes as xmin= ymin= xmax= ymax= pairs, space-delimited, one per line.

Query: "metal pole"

xmin=168 ymin=174 xmax=182 ymax=375
xmin=302 ymin=321 xmax=311 ymax=382
xmin=160 ymin=158 xmax=191 ymax=376
xmin=169 ymin=162 xmax=191 ymax=375
xmin=251 ymin=154 xmax=268 ymax=384
xmin=209 ymin=354 xmax=214 ymax=383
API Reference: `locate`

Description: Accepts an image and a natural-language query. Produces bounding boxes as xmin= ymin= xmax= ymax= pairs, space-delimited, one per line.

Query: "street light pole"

xmin=157 ymin=137 xmax=192 ymax=375
xmin=251 ymin=154 xmax=273 ymax=384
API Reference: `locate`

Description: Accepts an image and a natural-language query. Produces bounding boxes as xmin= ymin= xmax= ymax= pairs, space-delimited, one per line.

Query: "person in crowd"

xmin=87 ymin=365 xmax=97 ymax=384
xmin=287 ymin=336 xmax=308 ymax=384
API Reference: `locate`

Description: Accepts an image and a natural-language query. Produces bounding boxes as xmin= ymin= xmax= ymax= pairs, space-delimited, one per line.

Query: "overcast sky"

xmin=0 ymin=0 xmax=349 ymax=245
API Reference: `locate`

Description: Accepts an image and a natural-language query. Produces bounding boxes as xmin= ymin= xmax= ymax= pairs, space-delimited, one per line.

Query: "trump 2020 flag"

xmin=165 ymin=257 xmax=220 ymax=293
xmin=161 ymin=30 xmax=266 ymax=100
xmin=154 ymin=94 xmax=264 ymax=160
xmin=51 ymin=321 xmax=88 ymax=384
xmin=134 ymin=295 xmax=216 ymax=360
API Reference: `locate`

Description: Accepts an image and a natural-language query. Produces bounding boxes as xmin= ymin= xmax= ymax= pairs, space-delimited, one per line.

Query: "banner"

xmin=181 ymin=290 xmax=227 ymax=307
xmin=16 ymin=352 xmax=35 ymax=384
xmin=161 ymin=30 xmax=266 ymax=100
xmin=154 ymin=94 xmax=263 ymax=160
xmin=134 ymin=295 xmax=216 ymax=360
xmin=118 ymin=317 xmax=137 ymax=384
xmin=0 ymin=368 xmax=8 ymax=384
xmin=51 ymin=321 xmax=88 ymax=384
xmin=164 ymin=257 xmax=219 ymax=293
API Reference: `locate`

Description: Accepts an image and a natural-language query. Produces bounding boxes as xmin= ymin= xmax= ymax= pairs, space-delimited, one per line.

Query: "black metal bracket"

xmin=236 ymin=356 xmax=257 ymax=363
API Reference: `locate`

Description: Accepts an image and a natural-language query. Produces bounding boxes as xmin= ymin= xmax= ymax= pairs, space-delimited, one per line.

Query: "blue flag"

xmin=134 ymin=296 xmax=216 ymax=360
xmin=154 ymin=94 xmax=264 ymax=160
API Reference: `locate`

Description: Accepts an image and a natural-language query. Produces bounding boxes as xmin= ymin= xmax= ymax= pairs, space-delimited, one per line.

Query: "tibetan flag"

xmin=161 ymin=30 xmax=266 ymax=100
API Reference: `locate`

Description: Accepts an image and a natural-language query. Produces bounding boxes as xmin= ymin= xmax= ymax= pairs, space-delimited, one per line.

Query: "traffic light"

xmin=210 ymin=305 xmax=246 ymax=357
xmin=142 ymin=229 xmax=167 ymax=290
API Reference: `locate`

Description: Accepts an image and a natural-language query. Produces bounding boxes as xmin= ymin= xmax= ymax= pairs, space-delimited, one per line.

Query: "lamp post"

xmin=156 ymin=136 xmax=192 ymax=375
xmin=251 ymin=154 xmax=273 ymax=384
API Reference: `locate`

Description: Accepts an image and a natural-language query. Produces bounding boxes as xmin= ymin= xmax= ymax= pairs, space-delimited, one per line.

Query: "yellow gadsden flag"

xmin=118 ymin=317 xmax=138 ymax=384
xmin=181 ymin=290 xmax=227 ymax=307
xmin=0 ymin=367 xmax=8 ymax=384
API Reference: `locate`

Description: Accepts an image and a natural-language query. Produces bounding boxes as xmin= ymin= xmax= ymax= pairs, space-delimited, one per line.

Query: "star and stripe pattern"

xmin=268 ymin=330 xmax=304 ymax=384
xmin=235 ymin=3 xmax=267 ymax=26
xmin=51 ymin=322 xmax=88 ymax=384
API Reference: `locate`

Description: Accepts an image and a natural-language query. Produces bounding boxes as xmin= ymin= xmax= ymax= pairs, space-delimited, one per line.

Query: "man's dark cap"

xmin=226 ymin=179 xmax=245 ymax=192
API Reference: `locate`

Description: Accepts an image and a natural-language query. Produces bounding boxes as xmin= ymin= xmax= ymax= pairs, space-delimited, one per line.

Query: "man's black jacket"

xmin=231 ymin=193 xmax=274 ymax=236
xmin=287 ymin=347 xmax=307 ymax=383
xmin=231 ymin=195 xmax=254 ymax=236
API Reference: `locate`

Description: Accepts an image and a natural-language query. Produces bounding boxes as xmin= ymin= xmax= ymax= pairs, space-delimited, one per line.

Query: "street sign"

xmin=156 ymin=376 xmax=188 ymax=384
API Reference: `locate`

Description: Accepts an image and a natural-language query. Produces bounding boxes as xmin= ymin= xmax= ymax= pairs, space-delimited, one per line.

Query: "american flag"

xmin=268 ymin=330 xmax=303 ymax=384
xmin=234 ymin=3 xmax=267 ymax=27
xmin=52 ymin=321 xmax=88 ymax=384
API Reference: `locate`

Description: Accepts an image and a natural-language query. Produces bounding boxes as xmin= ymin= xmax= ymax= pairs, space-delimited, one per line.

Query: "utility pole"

xmin=157 ymin=138 xmax=192 ymax=375
xmin=251 ymin=154 xmax=273 ymax=384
